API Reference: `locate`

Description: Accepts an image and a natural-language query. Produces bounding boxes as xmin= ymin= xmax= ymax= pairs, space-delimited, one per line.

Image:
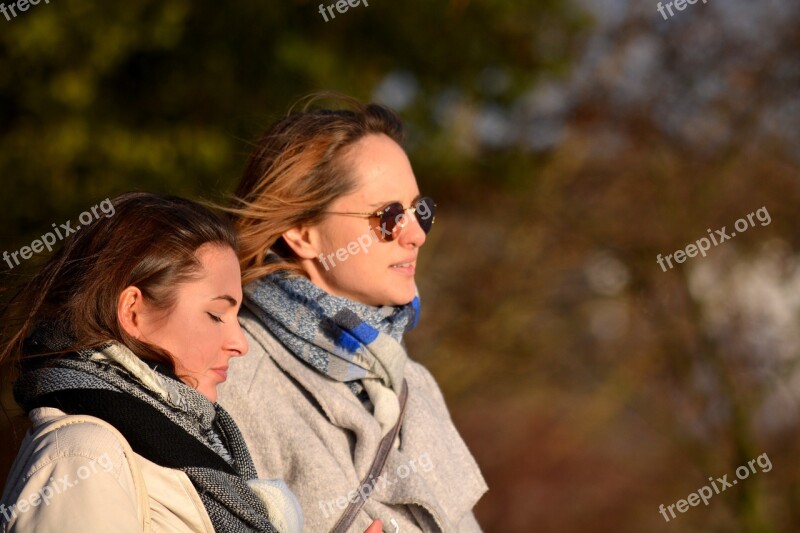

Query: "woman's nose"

xmin=397 ymin=210 xmax=427 ymax=248
xmin=227 ymin=321 xmax=249 ymax=357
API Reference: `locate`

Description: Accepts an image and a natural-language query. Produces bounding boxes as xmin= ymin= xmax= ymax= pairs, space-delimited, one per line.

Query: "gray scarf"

xmin=244 ymin=265 xmax=419 ymax=433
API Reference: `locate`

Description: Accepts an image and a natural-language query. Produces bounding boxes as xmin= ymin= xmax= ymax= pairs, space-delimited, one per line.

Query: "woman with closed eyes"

xmin=0 ymin=193 xmax=304 ymax=532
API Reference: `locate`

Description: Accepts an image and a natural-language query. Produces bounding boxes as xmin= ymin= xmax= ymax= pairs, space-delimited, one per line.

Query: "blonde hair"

xmin=228 ymin=93 xmax=405 ymax=285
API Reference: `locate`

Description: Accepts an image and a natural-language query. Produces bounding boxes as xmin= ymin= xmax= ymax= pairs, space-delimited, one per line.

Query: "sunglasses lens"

xmin=414 ymin=197 xmax=436 ymax=233
xmin=376 ymin=202 xmax=405 ymax=241
xmin=373 ymin=198 xmax=437 ymax=241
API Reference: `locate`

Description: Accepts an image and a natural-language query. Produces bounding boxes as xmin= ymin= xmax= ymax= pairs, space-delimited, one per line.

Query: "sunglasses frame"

xmin=326 ymin=196 xmax=437 ymax=242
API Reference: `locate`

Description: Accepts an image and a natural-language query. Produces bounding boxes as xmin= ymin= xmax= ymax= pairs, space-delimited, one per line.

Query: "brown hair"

xmin=0 ymin=192 xmax=238 ymax=375
xmin=229 ymin=93 xmax=405 ymax=285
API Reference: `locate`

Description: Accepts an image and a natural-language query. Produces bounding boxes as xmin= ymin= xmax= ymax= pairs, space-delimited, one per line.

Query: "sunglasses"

xmin=326 ymin=196 xmax=437 ymax=242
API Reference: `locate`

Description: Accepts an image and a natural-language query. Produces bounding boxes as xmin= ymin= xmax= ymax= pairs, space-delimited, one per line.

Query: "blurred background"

xmin=1 ymin=0 xmax=799 ymax=531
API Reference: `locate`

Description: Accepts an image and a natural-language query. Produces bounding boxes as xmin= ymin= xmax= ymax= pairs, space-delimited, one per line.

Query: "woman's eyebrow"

xmin=212 ymin=295 xmax=238 ymax=306
xmin=367 ymin=195 xmax=421 ymax=208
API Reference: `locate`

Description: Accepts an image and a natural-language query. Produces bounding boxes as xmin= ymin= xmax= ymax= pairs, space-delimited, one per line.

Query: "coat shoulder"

xmin=20 ymin=408 xmax=131 ymax=479
xmin=1 ymin=409 xmax=143 ymax=532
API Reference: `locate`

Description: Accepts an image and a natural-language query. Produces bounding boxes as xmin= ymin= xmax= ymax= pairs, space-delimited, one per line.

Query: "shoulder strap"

xmin=29 ymin=414 xmax=153 ymax=532
xmin=331 ymin=379 xmax=409 ymax=533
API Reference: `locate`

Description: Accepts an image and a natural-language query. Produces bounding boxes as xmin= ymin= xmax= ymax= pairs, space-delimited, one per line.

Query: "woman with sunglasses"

xmin=219 ymin=96 xmax=488 ymax=532
xmin=0 ymin=193 xmax=304 ymax=532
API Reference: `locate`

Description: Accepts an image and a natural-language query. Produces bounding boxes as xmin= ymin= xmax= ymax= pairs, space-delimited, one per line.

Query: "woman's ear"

xmin=281 ymin=225 xmax=320 ymax=260
xmin=117 ymin=286 xmax=146 ymax=339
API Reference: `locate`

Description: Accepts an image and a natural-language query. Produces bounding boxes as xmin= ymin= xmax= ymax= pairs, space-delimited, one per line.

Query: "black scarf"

xmin=15 ymin=325 xmax=278 ymax=532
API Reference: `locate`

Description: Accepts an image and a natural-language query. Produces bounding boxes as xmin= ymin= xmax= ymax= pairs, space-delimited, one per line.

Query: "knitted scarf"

xmin=244 ymin=266 xmax=420 ymax=433
xmin=14 ymin=324 xmax=285 ymax=533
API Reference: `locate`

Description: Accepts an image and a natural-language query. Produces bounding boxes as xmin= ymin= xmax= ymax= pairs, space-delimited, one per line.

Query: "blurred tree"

xmin=0 ymin=0 xmax=586 ymax=244
xmin=2 ymin=0 xmax=800 ymax=531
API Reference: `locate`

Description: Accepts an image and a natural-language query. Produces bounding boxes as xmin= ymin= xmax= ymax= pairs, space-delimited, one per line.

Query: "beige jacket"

xmin=218 ymin=309 xmax=488 ymax=533
xmin=0 ymin=407 xmax=214 ymax=533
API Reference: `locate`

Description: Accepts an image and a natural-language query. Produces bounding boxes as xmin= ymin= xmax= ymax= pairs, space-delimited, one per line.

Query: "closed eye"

xmin=207 ymin=312 xmax=223 ymax=323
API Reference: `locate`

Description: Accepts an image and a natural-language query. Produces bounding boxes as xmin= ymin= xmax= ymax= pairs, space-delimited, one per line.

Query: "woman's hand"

xmin=364 ymin=519 xmax=383 ymax=533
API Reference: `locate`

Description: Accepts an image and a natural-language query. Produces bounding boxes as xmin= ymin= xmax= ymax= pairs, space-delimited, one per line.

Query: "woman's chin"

xmin=385 ymin=287 xmax=417 ymax=307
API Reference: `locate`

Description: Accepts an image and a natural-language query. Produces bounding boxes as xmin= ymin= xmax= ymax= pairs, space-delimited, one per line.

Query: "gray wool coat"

xmin=217 ymin=308 xmax=488 ymax=533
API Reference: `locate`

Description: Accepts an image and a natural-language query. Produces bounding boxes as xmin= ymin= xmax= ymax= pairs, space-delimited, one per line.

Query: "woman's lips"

xmin=390 ymin=261 xmax=416 ymax=276
xmin=211 ymin=367 xmax=228 ymax=381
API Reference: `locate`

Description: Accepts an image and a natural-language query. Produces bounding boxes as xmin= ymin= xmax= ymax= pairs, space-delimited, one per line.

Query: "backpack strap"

xmin=331 ymin=379 xmax=409 ymax=533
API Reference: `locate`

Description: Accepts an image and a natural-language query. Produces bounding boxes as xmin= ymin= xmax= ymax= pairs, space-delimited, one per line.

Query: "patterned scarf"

xmin=14 ymin=324 xmax=284 ymax=533
xmin=244 ymin=266 xmax=420 ymax=431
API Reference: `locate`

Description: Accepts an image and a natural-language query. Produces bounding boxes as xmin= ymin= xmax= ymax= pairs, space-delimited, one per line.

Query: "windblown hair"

xmin=228 ymin=93 xmax=405 ymax=285
xmin=0 ymin=192 xmax=238 ymax=375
